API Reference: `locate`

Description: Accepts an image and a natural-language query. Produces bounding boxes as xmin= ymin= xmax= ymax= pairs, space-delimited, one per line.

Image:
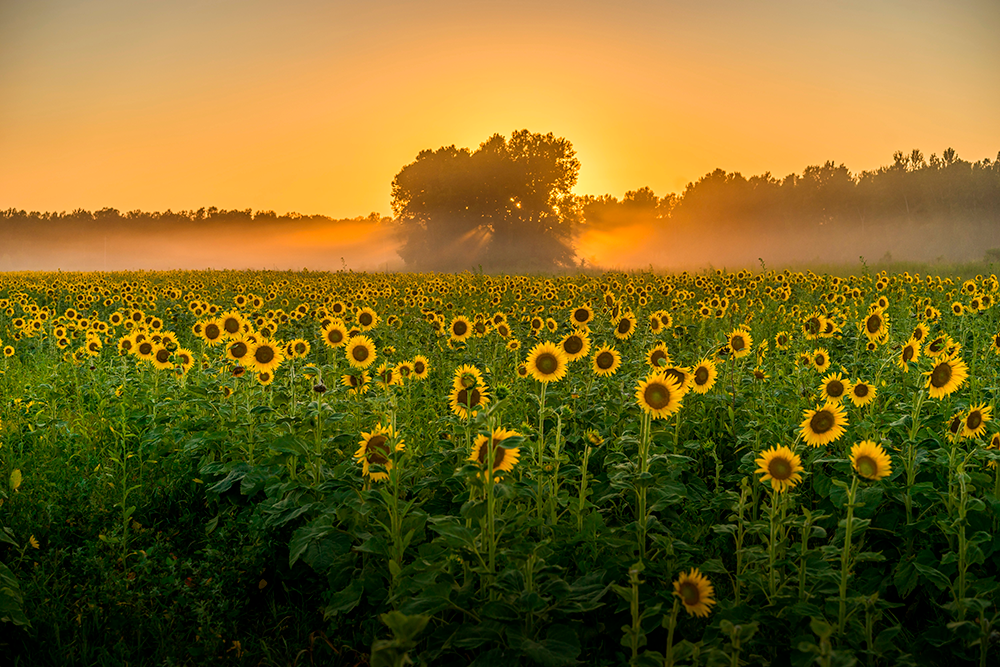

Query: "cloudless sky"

xmin=2 ymin=0 xmax=998 ymax=218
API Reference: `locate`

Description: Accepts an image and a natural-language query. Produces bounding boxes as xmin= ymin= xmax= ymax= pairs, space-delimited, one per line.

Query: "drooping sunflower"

xmin=612 ymin=311 xmax=637 ymax=340
xmin=727 ymin=327 xmax=753 ymax=359
xmin=848 ymin=380 xmax=877 ymax=407
xmin=962 ymin=403 xmax=992 ymax=439
xmin=635 ymin=372 xmax=686 ymax=420
xmin=449 ymin=315 xmax=472 ymax=343
xmin=560 ymin=331 xmax=590 ymax=362
xmin=755 ymin=445 xmax=805 ymax=493
xmin=355 ymin=424 xmax=405 ymax=483
xmin=800 ymin=401 xmax=848 ymax=447
xmin=645 ymin=342 xmax=671 ymax=370
xmin=673 ymin=569 xmax=715 ymax=618
xmin=345 ymin=335 xmax=377 ymax=369
xmin=469 ymin=427 xmax=521 ymax=477
xmin=850 ymin=440 xmax=892 ymax=481
xmin=820 ymin=372 xmax=851 ymax=402
xmin=449 ymin=383 xmax=491 ymax=419
xmin=525 ymin=341 xmax=568 ymax=383
xmin=247 ymin=338 xmax=284 ymax=374
xmin=774 ymin=331 xmax=792 ymax=350
xmin=690 ymin=359 xmax=718 ymax=394
xmin=897 ymin=337 xmax=921 ymax=372
xmin=591 ymin=343 xmax=621 ymax=377
xmin=925 ymin=355 xmax=969 ymax=399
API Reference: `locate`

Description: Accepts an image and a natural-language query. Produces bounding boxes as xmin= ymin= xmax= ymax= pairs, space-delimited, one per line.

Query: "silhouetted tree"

xmin=390 ymin=130 xmax=581 ymax=271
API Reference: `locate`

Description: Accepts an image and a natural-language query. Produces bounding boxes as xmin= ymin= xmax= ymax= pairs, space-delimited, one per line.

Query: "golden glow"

xmin=1 ymin=1 xmax=997 ymax=269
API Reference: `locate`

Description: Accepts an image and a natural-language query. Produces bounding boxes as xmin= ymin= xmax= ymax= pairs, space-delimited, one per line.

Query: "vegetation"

xmin=3 ymin=266 xmax=1000 ymax=665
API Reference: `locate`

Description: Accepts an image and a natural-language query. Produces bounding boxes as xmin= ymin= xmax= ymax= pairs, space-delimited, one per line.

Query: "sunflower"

xmin=374 ymin=362 xmax=401 ymax=388
xmin=321 ymin=321 xmax=349 ymax=348
xmin=151 ymin=345 xmax=173 ymax=371
xmin=201 ymin=319 xmax=225 ymax=346
xmin=802 ymin=314 xmax=826 ymax=340
xmin=646 ymin=342 xmax=671 ymax=369
xmin=897 ymin=337 xmax=921 ymax=371
xmin=612 ymin=312 xmax=637 ymax=340
xmin=449 ymin=315 xmax=472 ymax=343
xmin=812 ymin=348 xmax=831 ymax=373
xmin=287 ymin=338 xmax=310 ymax=359
xmin=925 ymin=355 xmax=968 ymax=398
xmin=673 ymin=569 xmax=715 ymax=618
xmin=226 ymin=339 xmax=251 ymax=365
xmin=820 ymin=372 xmax=851 ymax=402
xmin=525 ymin=341 xmax=568 ymax=383
xmin=173 ymin=347 xmax=195 ymax=373
xmin=345 ymin=335 xmax=377 ymax=369
xmin=635 ymin=372 xmax=686 ymax=420
xmin=516 ymin=363 xmax=530 ymax=379
xmin=862 ymin=308 xmax=889 ymax=342
xmin=591 ymin=343 xmax=621 ymax=377
xmin=727 ymin=327 xmax=753 ymax=359
xmin=850 ymin=440 xmax=892 ymax=481
xmin=690 ymin=359 xmax=718 ymax=394
xmin=848 ymin=380 xmax=876 ymax=407
xmin=925 ymin=334 xmax=952 ymax=358
xmin=452 ymin=364 xmax=485 ymax=390
xmin=662 ymin=366 xmax=692 ymax=391
xmin=411 ymin=355 xmax=430 ymax=380
xmin=990 ymin=333 xmax=1000 ymax=356
xmin=355 ymin=424 xmax=405 ymax=483
xmin=257 ymin=370 xmax=275 ymax=386
xmin=2 ymin=345 xmax=12 ymax=358
xmin=800 ymin=401 xmax=848 ymax=447
xmin=356 ymin=307 xmax=379 ymax=331
xmin=247 ymin=338 xmax=284 ymax=374
xmin=469 ymin=427 xmax=521 ymax=477
xmin=134 ymin=339 xmax=155 ymax=361
xmin=755 ymin=445 xmax=805 ymax=493
xmin=560 ymin=331 xmax=590 ymax=362
xmin=341 ymin=370 xmax=371 ymax=395
xmin=449 ymin=383 xmax=490 ymax=419
xmin=219 ymin=311 xmax=245 ymax=339
xmin=962 ymin=403 xmax=992 ymax=439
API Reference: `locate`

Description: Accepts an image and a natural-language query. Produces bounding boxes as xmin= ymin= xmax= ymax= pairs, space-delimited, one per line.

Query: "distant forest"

xmin=2 ymin=147 xmax=999 ymax=271
xmin=581 ymin=147 xmax=1000 ymax=234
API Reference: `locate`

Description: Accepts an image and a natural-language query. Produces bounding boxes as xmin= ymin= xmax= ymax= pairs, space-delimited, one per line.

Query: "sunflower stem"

xmin=637 ymin=410 xmax=651 ymax=560
xmin=663 ymin=597 xmax=680 ymax=667
xmin=903 ymin=390 xmax=925 ymax=524
xmin=838 ymin=475 xmax=859 ymax=635
xmin=577 ymin=443 xmax=591 ymax=534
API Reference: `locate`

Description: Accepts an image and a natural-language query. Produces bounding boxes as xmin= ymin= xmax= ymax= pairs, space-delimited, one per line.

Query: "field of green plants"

xmin=2 ymin=267 xmax=1000 ymax=666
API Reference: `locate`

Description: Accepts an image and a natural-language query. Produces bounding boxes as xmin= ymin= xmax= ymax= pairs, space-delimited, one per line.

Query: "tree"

xmin=390 ymin=130 xmax=581 ymax=271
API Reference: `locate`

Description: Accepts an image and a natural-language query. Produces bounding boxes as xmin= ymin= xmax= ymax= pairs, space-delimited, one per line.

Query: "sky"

xmin=1 ymin=0 xmax=999 ymax=268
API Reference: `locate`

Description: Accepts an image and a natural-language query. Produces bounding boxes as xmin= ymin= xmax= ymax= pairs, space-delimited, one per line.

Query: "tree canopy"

xmin=390 ymin=130 xmax=580 ymax=272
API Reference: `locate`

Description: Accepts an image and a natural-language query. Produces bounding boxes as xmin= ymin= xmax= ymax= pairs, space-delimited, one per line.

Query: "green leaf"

xmin=513 ymin=624 xmax=581 ymax=667
xmin=0 ymin=561 xmax=30 ymax=627
xmin=322 ymin=579 xmax=365 ymax=618
xmin=914 ymin=563 xmax=952 ymax=591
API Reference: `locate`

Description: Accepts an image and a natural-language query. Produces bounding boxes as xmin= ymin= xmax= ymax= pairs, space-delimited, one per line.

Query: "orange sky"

xmin=2 ymin=0 xmax=998 ymax=223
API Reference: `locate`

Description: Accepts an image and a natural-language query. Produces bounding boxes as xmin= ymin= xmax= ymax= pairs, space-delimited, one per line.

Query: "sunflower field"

xmin=2 ymin=268 xmax=1000 ymax=665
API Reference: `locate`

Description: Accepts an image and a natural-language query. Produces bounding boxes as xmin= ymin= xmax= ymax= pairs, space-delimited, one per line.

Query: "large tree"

xmin=390 ymin=130 xmax=581 ymax=271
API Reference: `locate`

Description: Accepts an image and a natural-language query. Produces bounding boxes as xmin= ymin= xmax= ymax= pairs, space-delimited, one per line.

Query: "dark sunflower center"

xmin=155 ymin=349 xmax=170 ymax=363
xmin=457 ymin=388 xmax=481 ymax=408
xmin=617 ymin=319 xmax=631 ymax=334
xmin=643 ymin=382 xmax=671 ymax=410
xmin=678 ymin=582 xmax=700 ymax=605
xmin=929 ymin=339 xmax=945 ymax=353
xmin=815 ymin=354 xmax=826 ymax=366
xmin=564 ymin=336 xmax=583 ymax=355
xmin=453 ymin=321 xmax=468 ymax=336
xmin=573 ymin=308 xmax=589 ymax=323
xmin=810 ymin=410 xmax=834 ymax=434
xmin=328 ymin=329 xmax=344 ymax=344
xmin=230 ymin=342 xmax=247 ymax=358
xmin=205 ymin=324 xmax=220 ymax=339
xmin=650 ymin=350 xmax=668 ymax=367
xmin=967 ymin=411 xmax=983 ymax=430
xmin=854 ymin=384 xmax=869 ymax=398
xmin=826 ymin=380 xmax=844 ymax=397
xmin=255 ymin=346 xmax=274 ymax=364
xmin=777 ymin=334 xmax=788 ymax=346
xmin=294 ymin=342 xmax=307 ymax=354
xmin=352 ymin=345 xmax=370 ymax=362
xmin=694 ymin=367 xmax=709 ymax=384
xmin=768 ymin=457 xmax=792 ymax=480
xmin=731 ymin=335 xmax=745 ymax=351
xmin=866 ymin=314 xmax=881 ymax=334
xmin=414 ymin=361 xmax=425 ymax=374
xmin=359 ymin=313 xmax=373 ymax=326
xmin=902 ymin=346 xmax=914 ymax=362
xmin=930 ymin=362 xmax=952 ymax=388
xmin=536 ymin=353 xmax=559 ymax=376
xmin=138 ymin=342 xmax=153 ymax=355
xmin=596 ymin=351 xmax=615 ymax=370
xmin=856 ymin=456 xmax=877 ymax=478
xmin=224 ymin=318 xmax=240 ymax=334
xmin=366 ymin=435 xmax=390 ymax=465
xmin=806 ymin=318 xmax=821 ymax=334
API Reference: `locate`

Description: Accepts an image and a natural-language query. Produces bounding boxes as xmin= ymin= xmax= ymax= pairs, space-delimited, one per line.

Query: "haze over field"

xmin=1 ymin=0 xmax=998 ymax=271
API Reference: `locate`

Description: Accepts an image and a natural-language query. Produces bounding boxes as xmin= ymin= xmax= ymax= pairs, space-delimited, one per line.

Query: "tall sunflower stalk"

xmin=837 ymin=475 xmax=860 ymax=635
xmin=903 ymin=389 xmax=926 ymax=524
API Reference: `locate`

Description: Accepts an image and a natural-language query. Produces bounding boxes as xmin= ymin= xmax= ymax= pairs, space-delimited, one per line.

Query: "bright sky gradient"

xmin=2 ymin=0 xmax=998 ymax=220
